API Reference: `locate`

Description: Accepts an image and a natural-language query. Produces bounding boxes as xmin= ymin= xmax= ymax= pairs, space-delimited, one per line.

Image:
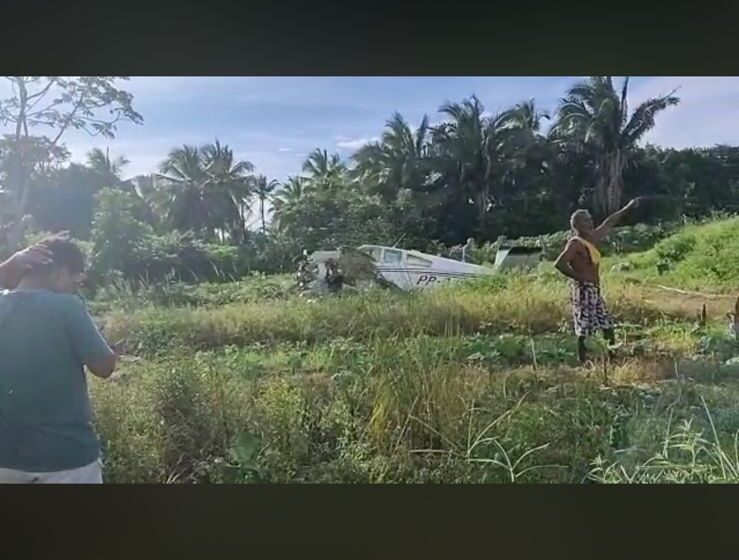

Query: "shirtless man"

xmin=554 ymin=199 xmax=641 ymax=363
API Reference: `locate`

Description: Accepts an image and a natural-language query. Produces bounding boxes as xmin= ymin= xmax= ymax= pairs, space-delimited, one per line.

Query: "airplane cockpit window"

xmin=406 ymin=255 xmax=431 ymax=267
xmin=359 ymin=247 xmax=382 ymax=261
xmin=383 ymin=249 xmax=403 ymax=264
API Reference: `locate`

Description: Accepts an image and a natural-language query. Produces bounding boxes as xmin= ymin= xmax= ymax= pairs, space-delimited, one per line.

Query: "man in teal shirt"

xmin=0 ymin=236 xmax=116 ymax=483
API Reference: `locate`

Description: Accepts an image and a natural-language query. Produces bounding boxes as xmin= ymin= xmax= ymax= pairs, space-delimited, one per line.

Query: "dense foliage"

xmin=5 ymin=77 xmax=739 ymax=485
xmin=89 ymin=245 xmax=739 ymax=483
xmin=2 ymin=76 xmax=739 ymax=284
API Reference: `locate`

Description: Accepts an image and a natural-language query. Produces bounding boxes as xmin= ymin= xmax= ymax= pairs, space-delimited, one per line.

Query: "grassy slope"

xmin=617 ymin=216 xmax=739 ymax=293
xmin=90 ymin=218 xmax=739 ymax=484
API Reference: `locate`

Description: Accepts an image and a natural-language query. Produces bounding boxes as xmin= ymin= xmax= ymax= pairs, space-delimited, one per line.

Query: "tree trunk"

xmin=593 ymin=155 xmax=609 ymax=219
xmin=241 ymin=202 xmax=248 ymax=244
xmin=475 ymin=177 xmax=490 ymax=231
xmin=594 ymin=150 xmax=626 ymax=218
xmin=260 ymin=198 xmax=266 ymax=233
xmin=6 ymin=79 xmax=29 ymax=249
xmin=606 ymin=150 xmax=625 ymax=216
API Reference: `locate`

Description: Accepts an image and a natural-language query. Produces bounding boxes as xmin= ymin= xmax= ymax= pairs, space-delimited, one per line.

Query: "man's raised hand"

xmin=8 ymin=232 xmax=70 ymax=272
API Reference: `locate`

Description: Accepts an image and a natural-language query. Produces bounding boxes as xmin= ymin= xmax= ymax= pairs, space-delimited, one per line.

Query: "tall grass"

xmin=91 ymin=327 xmax=739 ymax=484
xmin=88 ymin=218 xmax=739 ymax=483
xmin=590 ymin=398 xmax=739 ymax=483
xmin=622 ymin=216 xmax=739 ymax=292
xmin=101 ymin=273 xmax=702 ymax=356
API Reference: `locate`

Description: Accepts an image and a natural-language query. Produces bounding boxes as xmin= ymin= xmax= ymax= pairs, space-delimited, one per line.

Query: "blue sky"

xmin=3 ymin=76 xmax=739 ymax=181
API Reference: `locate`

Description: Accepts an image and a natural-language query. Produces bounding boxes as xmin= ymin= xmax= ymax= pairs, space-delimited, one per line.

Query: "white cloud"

xmin=336 ymin=137 xmax=378 ymax=150
xmin=277 ymin=147 xmax=292 ymax=152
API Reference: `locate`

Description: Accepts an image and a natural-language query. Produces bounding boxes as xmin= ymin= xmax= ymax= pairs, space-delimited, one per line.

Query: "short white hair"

xmin=570 ymin=209 xmax=591 ymax=231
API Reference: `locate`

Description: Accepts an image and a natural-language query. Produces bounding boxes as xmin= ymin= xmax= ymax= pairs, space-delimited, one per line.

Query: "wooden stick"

xmin=648 ymin=284 xmax=728 ymax=299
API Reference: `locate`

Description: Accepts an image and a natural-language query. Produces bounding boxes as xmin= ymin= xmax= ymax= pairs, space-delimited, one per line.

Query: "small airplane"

xmin=356 ymin=244 xmax=493 ymax=290
xmin=298 ymin=243 xmax=543 ymax=294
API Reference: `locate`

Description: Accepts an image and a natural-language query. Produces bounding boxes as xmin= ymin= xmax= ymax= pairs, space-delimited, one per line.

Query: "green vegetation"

xmin=3 ymin=76 xmax=739 ymax=286
xmin=3 ymin=76 xmax=739 ymax=484
xmin=87 ymin=224 xmax=739 ymax=483
xmin=620 ymin=216 xmax=739 ymax=292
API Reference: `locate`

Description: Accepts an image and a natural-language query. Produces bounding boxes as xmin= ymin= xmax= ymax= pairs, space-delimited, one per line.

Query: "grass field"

xmin=88 ymin=219 xmax=739 ymax=483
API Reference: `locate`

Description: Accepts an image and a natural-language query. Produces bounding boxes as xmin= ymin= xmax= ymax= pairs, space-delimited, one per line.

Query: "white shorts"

xmin=0 ymin=459 xmax=103 ymax=484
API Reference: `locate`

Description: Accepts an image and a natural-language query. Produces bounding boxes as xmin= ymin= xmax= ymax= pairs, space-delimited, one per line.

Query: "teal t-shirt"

xmin=0 ymin=289 xmax=112 ymax=472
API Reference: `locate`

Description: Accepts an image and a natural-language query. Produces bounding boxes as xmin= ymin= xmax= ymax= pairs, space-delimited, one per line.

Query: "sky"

xmin=2 ymin=76 xmax=739 ymax=182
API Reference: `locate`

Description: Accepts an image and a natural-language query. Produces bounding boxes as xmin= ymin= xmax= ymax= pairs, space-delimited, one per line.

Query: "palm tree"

xmin=201 ymin=140 xmax=254 ymax=242
xmin=500 ymin=99 xmax=550 ymax=150
xmin=155 ymin=144 xmax=210 ymax=234
xmin=86 ymin=147 xmax=129 ymax=186
xmin=352 ymin=112 xmax=432 ymax=201
xmin=498 ymin=98 xmax=552 ymax=186
xmin=431 ymin=96 xmax=513 ymax=230
xmin=272 ymin=176 xmax=307 ymax=231
xmin=126 ymin=174 xmax=161 ymax=227
xmin=502 ymin=99 xmax=548 ymax=131
xmin=302 ymin=149 xmax=346 ymax=188
xmin=253 ymin=174 xmax=279 ymax=233
xmin=552 ymin=76 xmax=679 ymax=217
xmin=154 ymin=141 xmax=254 ymax=242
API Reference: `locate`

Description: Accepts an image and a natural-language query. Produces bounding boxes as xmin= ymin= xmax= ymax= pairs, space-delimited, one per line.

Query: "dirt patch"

xmin=638 ymin=286 xmax=736 ymax=321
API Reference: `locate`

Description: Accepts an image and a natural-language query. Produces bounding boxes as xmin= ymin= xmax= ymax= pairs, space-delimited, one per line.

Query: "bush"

xmin=621 ymin=215 xmax=739 ymax=290
xmin=238 ymin=232 xmax=301 ymax=275
xmin=130 ymin=232 xmax=243 ymax=282
xmin=89 ymin=189 xmax=267 ymax=286
xmin=89 ymin=274 xmax=295 ymax=314
xmin=427 ymin=222 xmax=680 ymax=265
xmin=89 ymin=189 xmax=155 ymax=282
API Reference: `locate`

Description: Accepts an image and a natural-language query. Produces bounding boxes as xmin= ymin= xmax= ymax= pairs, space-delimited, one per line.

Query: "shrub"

xmin=425 ymin=222 xmax=678 ymax=265
xmin=88 ymin=190 xmax=259 ymax=286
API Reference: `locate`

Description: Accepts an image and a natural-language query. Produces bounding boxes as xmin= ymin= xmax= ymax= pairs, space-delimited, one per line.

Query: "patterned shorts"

xmin=570 ymin=281 xmax=614 ymax=337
